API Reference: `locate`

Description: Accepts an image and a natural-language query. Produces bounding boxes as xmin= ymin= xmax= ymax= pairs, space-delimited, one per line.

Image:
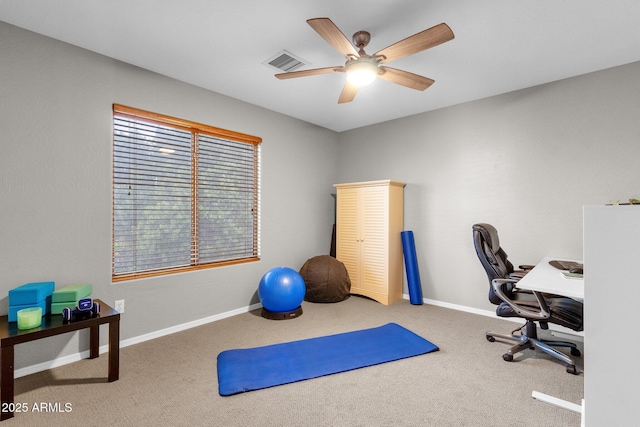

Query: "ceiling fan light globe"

xmin=346 ymin=61 xmax=378 ymax=86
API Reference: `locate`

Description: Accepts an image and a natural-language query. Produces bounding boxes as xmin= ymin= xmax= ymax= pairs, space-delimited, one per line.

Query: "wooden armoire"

xmin=333 ymin=180 xmax=405 ymax=305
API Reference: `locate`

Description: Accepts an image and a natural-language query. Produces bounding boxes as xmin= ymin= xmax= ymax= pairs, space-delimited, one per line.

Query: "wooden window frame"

xmin=112 ymin=104 xmax=261 ymax=282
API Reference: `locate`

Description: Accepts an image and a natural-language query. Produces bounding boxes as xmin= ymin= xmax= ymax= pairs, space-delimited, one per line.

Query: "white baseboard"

xmin=16 ymin=296 xmax=581 ymax=378
xmin=404 ymin=294 xmax=584 ymax=341
xmin=14 ymin=302 xmax=263 ymax=379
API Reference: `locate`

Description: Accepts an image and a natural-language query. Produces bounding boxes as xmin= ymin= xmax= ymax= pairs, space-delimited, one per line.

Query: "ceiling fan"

xmin=275 ymin=18 xmax=455 ymax=103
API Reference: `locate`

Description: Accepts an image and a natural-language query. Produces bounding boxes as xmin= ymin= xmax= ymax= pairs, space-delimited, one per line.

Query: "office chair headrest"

xmin=473 ymin=223 xmax=500 ymax=254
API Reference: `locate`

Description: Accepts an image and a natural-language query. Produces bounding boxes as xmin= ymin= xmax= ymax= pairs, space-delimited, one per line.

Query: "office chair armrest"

xmin=491 ymin=279 xmax=551 ymax=321
xmin=509 ymin=271 xmax=527 ymax=279
xmin=509 ymin=265 xmax=534 ymax=279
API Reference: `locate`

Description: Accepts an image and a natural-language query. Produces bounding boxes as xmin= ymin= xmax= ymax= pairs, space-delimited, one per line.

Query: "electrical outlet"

xmin=115 ymin=299 xmax=125 ymax=313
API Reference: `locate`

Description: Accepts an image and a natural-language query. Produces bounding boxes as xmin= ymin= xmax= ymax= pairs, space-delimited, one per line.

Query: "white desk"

xmin=516 ymin=256 xmax=584 ymax=300
xmin=515 ymin=256 xmax=584 ymax=424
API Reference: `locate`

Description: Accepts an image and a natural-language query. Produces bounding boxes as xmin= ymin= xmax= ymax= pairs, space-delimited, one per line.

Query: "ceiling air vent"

xmin=263 ymin=50 xmax=308 ymax=72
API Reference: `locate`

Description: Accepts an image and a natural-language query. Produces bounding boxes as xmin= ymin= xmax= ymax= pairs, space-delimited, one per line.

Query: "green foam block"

xmin=51 ymin=284 xmax=92 ymax=303
xmin=51 ymin=301 xmax=78 ymax=315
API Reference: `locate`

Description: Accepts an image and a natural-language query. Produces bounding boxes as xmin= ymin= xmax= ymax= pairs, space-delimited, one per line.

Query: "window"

xmin=112 ymin=104 xmax=261 ymax=281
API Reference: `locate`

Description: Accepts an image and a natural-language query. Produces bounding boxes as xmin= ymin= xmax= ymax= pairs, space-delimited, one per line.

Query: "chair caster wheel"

xmin=571 ymin=348 xmax=581 ymax=357
xmin=502 ymin=353 xmax=513 ymax=362
xmin=566 ymin=365 xmax=578 ymax=375
xmin=486 ymin=335 xmax=495 ymax=342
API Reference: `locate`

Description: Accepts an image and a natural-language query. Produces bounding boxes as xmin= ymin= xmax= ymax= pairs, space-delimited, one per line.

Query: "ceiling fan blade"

xmin=275 ymin=66 xmax=344 ymax=80
xmin=307 ymin=18 xmax=360 ymax=58
xmin=374 ymin=23 xmax=454 ymax=64
xmin=378 ymin=67 xmax=435 ymax=91
xmin=338 ymin=82 xmax=358 ymax=104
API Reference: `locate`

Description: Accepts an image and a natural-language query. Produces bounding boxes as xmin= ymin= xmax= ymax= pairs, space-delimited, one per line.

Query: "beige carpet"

xmin=9 ymin=297 xmax=583 ymax=426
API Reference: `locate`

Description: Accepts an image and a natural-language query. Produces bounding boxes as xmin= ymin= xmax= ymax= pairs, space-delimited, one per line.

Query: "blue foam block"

xmin=8 ymin=281 xmax=55 ymax=306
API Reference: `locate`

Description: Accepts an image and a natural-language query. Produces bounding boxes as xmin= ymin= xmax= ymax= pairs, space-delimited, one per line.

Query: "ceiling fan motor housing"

xmin=352 ymin=30 xmax=371 ymax=50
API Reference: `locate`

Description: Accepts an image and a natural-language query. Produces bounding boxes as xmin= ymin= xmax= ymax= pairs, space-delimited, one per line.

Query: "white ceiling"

xmin=2 ymin=0 xmax=640 ymax=132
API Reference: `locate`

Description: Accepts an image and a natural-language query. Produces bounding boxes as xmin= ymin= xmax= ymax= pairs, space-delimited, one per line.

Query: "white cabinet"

xmin=583 ymin=205 xmax=640 ymax=426
xmin=334 ymin=180 xmax=405 ymax=305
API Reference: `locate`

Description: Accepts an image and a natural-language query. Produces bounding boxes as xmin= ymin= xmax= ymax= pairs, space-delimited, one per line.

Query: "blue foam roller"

xmin=401 ymin=231 xmax=423 ymax=305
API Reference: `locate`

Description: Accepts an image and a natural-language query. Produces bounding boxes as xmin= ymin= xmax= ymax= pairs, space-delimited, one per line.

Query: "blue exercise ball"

xmin=258 ymin=267 xmax=306 ymax=313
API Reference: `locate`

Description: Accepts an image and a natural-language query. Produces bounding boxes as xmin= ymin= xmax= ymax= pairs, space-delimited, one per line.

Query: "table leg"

xmin=108 ymin=319 xmax=120 ymax=382
xmin=532 ymin=390 xmax=583 ymax=413
xmin=89 ymin=325 xmax=99 ymax=359
xmin=0 ymin=345 xmax=15 ymax=421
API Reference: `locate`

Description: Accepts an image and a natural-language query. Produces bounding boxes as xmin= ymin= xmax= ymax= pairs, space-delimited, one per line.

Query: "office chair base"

xmin=486 ymin=323 xmax=581 ymax=375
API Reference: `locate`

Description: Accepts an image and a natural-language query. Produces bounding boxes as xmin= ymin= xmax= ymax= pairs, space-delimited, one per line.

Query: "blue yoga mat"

xmin=217 ymin=322 xmax=439 ymax=396
xmin=401 ymin=230 xmax=424 ymax=304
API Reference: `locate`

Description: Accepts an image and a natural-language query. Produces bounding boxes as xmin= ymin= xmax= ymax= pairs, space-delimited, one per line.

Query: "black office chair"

xmin=472 ymin=223 xmax=583 ymax=374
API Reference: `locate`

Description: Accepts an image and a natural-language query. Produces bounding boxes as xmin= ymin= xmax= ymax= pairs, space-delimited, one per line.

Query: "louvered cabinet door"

xmin=335 ymin=187 xmax=360 ymax=289
xmin=334 ymin=180 xmax=405 ymax=305
xmin=361 ymin=185 xmax=388 ymax=299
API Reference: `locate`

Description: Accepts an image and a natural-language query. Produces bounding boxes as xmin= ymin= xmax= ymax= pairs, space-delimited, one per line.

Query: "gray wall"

xmin=337 ymin=61 xmax=640 ymax=311
xmin=0 ymin=22 xmax=338 ymax=369
xmin=2 ymin=19 xmax=640 ymax=371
